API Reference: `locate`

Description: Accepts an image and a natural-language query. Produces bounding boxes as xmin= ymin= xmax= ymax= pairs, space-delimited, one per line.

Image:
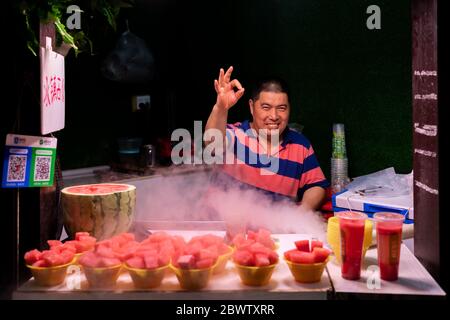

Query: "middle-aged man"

xmin=205 ymin=66 xmax=329 ymax=212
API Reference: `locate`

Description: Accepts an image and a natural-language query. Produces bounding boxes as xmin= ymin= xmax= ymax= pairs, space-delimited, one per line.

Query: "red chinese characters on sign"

xmin=43 ymin=75 xmax=65 ymax=107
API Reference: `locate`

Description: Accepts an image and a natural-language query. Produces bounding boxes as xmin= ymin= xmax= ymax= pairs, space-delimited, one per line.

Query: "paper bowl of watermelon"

xmin=284 ymin=239 xmax=331 ymax=283
xmin=231 ymin=229 xmax=279 ymax=286
xmin=124 ymin=263 xmax=169 ymax=289
xmin=24 ymin=246 xmax=76 ymax=287
xmin=234 ymin=263 xmax=277 ymax=286
xmin=79 ymin=251 xmax=122 ymax=288
xmin=170 ymin=262 xmax=216 ymax=290
xmin=170 ymin=243 xmax=218 ymax=290
xmin=124 ymin=251 xmax=170 ymax=289
xmin=27 ymin=260 xmax=75 ymax=287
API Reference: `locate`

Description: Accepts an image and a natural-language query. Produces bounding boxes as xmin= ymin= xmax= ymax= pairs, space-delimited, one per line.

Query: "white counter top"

xmin=327 ymin=244 xmax=445 ymax=296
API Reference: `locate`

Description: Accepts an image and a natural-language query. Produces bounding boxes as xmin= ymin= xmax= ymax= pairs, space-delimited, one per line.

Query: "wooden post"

xmin=411 ymin=0 xmax=440 ymax=281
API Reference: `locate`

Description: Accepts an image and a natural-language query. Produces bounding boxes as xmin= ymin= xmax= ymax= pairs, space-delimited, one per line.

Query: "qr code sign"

xmin=34 ymin=156 xmax=52 ymax=181
xmin=7 ymin=155 xmax=27 ymax=182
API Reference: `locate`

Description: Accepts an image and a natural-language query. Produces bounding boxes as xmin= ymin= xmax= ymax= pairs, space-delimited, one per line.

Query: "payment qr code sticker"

xmin=7 ymin=154 xmax=27 ymax=182
xmin=34 ymin=156 xmax=52 ymax=181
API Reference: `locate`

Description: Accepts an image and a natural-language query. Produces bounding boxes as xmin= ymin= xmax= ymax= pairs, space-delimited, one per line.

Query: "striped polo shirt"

xmin=218 ymin=120 xmax=329 ymax=202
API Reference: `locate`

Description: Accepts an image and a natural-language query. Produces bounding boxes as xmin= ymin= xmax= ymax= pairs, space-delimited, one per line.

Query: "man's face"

xmin=249 ymin=91 xmax=290 ymax=139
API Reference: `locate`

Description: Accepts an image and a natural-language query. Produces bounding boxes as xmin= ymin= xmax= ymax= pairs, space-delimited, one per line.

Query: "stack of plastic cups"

xmin=331 ymin=124 xmax=349 ymax=194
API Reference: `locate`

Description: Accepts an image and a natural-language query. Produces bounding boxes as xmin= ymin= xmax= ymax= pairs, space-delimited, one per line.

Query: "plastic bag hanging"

xmin=101 ymin=31 xmax=155 ymax=83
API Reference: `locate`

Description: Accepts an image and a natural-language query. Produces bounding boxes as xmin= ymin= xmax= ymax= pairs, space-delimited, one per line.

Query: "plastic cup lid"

xmin=335 ymin=211 xmax=367 ymax=221
xmin=373 ymin=212 xmax=405 ymax=222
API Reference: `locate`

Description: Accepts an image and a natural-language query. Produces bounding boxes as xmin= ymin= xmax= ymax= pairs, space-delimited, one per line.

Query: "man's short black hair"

xmin=250 ymin=77 xmax=290 ymax=102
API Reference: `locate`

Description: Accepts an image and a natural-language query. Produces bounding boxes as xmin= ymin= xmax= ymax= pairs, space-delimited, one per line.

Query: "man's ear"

xmin=249 ymin=99 xmax=254 ymax=116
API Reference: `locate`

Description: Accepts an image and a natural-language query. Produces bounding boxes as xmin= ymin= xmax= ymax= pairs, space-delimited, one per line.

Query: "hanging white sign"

xmin=40 ymin=37 xmax=65 ymax=135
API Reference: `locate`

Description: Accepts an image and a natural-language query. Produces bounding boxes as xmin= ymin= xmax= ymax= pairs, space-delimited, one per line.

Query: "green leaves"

xmin=20 ymin=0 xmax=133 ymax=57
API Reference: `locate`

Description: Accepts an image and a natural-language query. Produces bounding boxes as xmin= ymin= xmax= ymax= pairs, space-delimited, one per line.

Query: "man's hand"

xmin=214 ymin=66 xmax=245 ymax=110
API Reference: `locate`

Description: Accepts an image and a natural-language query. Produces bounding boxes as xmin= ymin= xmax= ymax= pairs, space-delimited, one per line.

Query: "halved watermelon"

xmin=62 ymin=183 xmax=136 ymax=241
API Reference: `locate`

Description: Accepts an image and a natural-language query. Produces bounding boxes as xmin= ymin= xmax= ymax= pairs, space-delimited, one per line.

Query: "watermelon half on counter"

xmin=62 ymin=183 xmax=136 ymax=241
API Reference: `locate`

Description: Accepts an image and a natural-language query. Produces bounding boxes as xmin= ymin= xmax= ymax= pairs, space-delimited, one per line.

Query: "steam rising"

xmin=132 ymin=168 xmax=327 ymax=242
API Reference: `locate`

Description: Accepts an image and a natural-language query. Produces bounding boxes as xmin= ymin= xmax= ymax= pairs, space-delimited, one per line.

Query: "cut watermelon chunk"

xmin=198 ymin=249 xmax=218 ymax=261
xmin=289 ymin=251 xmax=316 ymax=264
xmin=32 ymin=259 xmax=48 ymax=267
xmin=232 ymin=233 xmax=246 ymax=247
xmin=43 ymin=253 xmax=65 ymax=267
xmin=60 ymin=251 xmax=75 ymax=264
xmin=254 ymin=254 xmax=271 ymax=267
xmin=126 ymin=256 xmax=145 ymax=269
xmin=256 ymin=229 xmax=275 ymax=249
xmin=78 ymin=235 xmax=97 ymax=245
xmin=144 ymin=256 xmax=159 ymax=269
xmin=158 ymin=254 xmax=170 ymax=267
xmin=47 ymin=240 xmax=63 ymax=248
xmin=284 ymin=249 xmax=298 ymax=261
xmin=295 ymin=240 xmax=310 ymax=252
xmin=75 ymin=232 xmax=90 ymax=241
xmin=312 ymin=247 xmax=330 ymax=263
xmin=233 ymin=250 xmax=254 ymax=266
xmin=247 ymin=230 xmax=258 ymax=241
xmin=24 ymin=249 xmax=42 ymax=265
xmin=196 ymin=258 xmax=214 ymax=269
xmin=268 ymin=251 xmax=279 ymax=264
xmin=249 ymin=242 xmax=270 ymax=255
xmin=61 ymin=243 xmax=77 ymax=254
xmin=99 ymin=257 xmax=121 ymax=267
xmin=79 ymin=252 xmax=100 ymax=268
xmin=177 ymin=255 xmax=196 ymax=269
xmin=96 ymin=245 xmax=116 ymax=259
xmin=311 ymin=240 xmax=323 ymax=251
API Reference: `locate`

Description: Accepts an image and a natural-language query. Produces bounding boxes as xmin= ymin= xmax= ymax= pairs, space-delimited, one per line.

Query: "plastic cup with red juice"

xmin=373 ymin=212 xmax=404 ymax=281
xmin=336 ymin=211 xmax=367 ymax=280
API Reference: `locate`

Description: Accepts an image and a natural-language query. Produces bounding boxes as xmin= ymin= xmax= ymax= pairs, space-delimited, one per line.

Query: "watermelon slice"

xmin=284 ymin=249 xmax=298 ymax=261
xmin=312 ymin=247 xmax=330 ymax=263
xmin=311 ymin=240 xmax=323 ymax=251
xmin=289 ymin=251 xmax=316 ymax=264
xmin=294 ymin=240 xmax=310 ymax=252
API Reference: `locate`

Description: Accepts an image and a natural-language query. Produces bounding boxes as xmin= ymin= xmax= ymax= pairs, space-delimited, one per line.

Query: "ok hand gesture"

xmin=214 ymin=66 xmax=245 ymax=110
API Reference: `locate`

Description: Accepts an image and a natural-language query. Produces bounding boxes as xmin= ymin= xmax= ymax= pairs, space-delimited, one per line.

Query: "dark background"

xmin=5 ymin=0 xmax=412 ymax=178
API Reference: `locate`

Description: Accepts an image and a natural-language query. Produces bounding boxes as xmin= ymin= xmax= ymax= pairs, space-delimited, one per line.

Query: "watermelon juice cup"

xmin=336 ymin=211 xmax=367 ymax=280
xmin=373 ymin=212 xmax=404 ymax=281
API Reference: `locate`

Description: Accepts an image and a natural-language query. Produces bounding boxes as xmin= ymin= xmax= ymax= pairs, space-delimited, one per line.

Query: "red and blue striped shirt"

xmin=217 ymin=120 xmax=329 ymax=202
